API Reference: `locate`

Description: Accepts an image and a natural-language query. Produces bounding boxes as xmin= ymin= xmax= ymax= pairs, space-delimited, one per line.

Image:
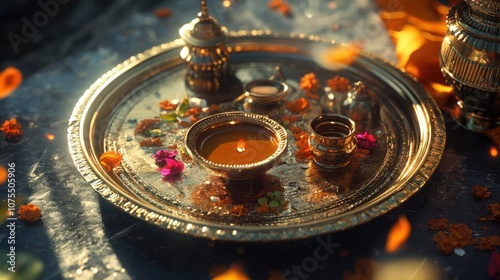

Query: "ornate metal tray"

xmin=68 ymin=31 xmax=445 ymax=241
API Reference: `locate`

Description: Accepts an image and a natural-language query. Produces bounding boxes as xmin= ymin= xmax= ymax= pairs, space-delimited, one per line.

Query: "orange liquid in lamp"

xmin=197 ymin=123 xmax=279 ymax=165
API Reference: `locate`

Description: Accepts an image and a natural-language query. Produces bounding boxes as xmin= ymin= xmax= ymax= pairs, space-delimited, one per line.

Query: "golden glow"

xmin=385 ymin=215 xmax=411 ymax=253
xmin=222 ymin=0 xmax=231 ymax=8
xmin=46 ymin=133 xmax=55 ymax=140
xmin=314 ymin=43 xmax=361 ymax=70
xmin=377 ymin=0 xmax=454 ymax=109
xmin=237 ymin=139 xmax=245 ymax=153
xmin=490 ymin=147 xmax=498 ymax=158
xmin=374 ymin=258 xmax=441 ymax=280
xmin=212 ymin=263 xmax=250 ymax=280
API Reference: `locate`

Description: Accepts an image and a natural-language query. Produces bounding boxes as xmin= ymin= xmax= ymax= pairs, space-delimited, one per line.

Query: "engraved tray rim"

xmin=68 ymin=30 xmax=446 ymax=241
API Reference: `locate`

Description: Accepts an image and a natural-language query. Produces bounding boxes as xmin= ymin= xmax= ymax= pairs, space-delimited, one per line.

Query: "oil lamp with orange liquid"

xmin=185 ymin=112 xmax=288 ymax=180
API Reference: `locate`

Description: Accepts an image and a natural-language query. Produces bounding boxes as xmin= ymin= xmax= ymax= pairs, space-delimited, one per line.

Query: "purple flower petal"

xmin=356 ymin=131 xmax=377 ymax=150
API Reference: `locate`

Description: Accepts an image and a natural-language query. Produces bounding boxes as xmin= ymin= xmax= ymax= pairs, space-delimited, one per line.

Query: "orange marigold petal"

xmin=185 ymin=107 xmax=202 ymax=116
xmin=472 ymin=185 xmax=491 ymax=200
xmin=327 ymin=75 xmax=352 ymax=92
xmin=286 ymin=97 xmax=309 ymax=113
xmin=295 ymin=145 xmax=312 ymax=159
xmin=300 ymin=72 xmax=321 ymax=93
xmin=1 ymin=118 xmax=23 ymax=141
xmin=256 ymin=203 xmax=270 ymax=214
xmin=18 ymin=204 xmax=41 ymax=222
xmin=278 ymin=3 xmax=291 ymax=16
xmin=0 ymin=165 xmax=7 ymax=185
xmin=474 ymin=236 xmax=500 ymax=250
xmin=155 ymin=7 xmax=172 ymax=18
xmin=268 ymin=0 xmax=283 ymax=9
xmin=99 ymin=151 xmax=123 ymax=172
xmin=268 ymin=0 xmax=291 ymax=15
xmin=0 ymin=67 xmax=23 ymax=98
xmin=230 ymin=205 xmax=249 ymax=217
xmin=159 ymin=99 xmax=176 ymax=111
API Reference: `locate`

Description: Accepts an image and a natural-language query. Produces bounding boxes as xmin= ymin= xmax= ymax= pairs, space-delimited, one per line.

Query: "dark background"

xmin=1 ymin=0 xmax=160 ymax=74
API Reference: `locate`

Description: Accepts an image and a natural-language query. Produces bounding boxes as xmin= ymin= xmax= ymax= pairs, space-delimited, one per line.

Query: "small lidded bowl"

xmin=308 ymin=114 xmax=357 ymax=169
xmin=243 ymin=79 xmax=288 ymax=117
xmin=340 ymin=81 xmax=380 ymax=131
xmin=185 ymin=112 xmax=288 ymax=180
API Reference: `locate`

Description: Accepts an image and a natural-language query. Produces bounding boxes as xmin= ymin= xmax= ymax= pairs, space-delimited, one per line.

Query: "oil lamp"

xmin=185 ymin=112 xmax=288 ymax=180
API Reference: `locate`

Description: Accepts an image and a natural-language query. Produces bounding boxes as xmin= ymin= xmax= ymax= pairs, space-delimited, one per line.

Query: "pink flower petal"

xmin=488 ymin=251 xmax=500 ymax=278
xmin=153 ymin=149 xmax=179 ymax=168
xmin=160 ymin=158 xmax=184 ymax=178
xmin=356 ymin=131 xmax=377 ymax=150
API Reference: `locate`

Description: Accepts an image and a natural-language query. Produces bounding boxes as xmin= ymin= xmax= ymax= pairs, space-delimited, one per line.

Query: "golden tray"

xmin=68 ymin=31 xmax=445 ymax=241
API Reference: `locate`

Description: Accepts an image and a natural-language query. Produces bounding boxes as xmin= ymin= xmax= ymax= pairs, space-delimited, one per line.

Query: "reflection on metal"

xmin=242 ymin=66 xmax=289 ymax=118
xmin=184 ymin=112 xmax=288 ymax=180
xmin=440 ymin=0 xmax=500 ymax=132
xmin=308 ymin=114 xmax=357 ymax=169
xmin=340 ymin=81 xmax=380 ymax=132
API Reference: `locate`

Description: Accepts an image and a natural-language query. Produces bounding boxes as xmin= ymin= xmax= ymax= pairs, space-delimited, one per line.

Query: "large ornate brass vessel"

xmin=440 ymin=0 xmax=500 ymax=131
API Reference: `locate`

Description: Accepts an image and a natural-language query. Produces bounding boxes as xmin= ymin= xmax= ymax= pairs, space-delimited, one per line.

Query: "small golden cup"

xmin=308 ymin=114 xmax=356 ymax=169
